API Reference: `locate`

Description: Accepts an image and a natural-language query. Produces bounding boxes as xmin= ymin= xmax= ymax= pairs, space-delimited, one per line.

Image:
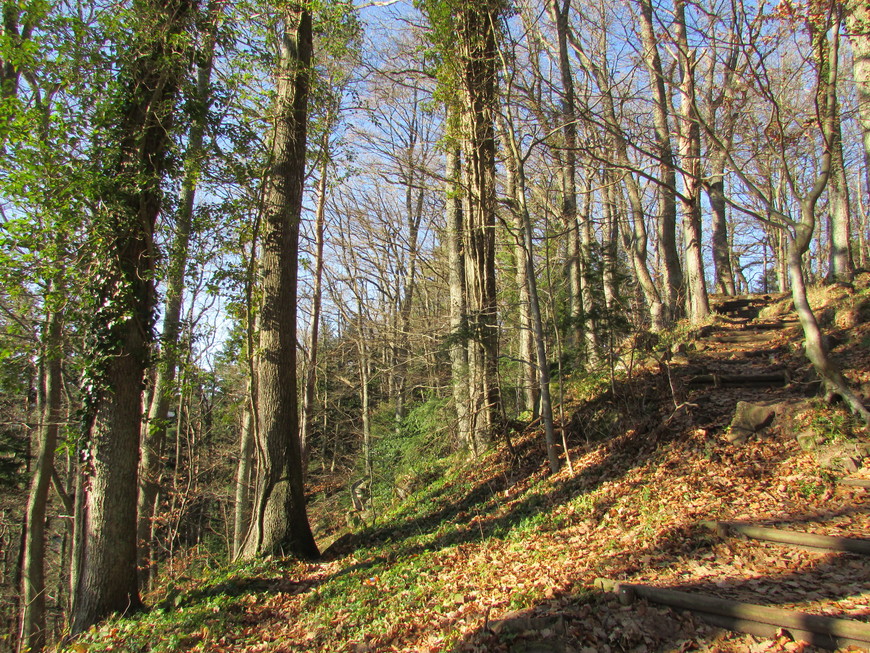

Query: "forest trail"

xmin=69 ymin=290 xmax=870 ymax=653
xmin=590 ymin=293 xmax=870 ymax=651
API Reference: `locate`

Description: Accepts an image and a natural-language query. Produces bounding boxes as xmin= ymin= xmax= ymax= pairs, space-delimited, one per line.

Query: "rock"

xmin=821 ymin=333 xmax=845 ymax=353
xmin=834 ymin=298 xmax=870 ymax=329
xmin=727 ymin=401 xmax=777 ymax=443
xmin=796 ymin=429 xmax=824 ymax=451
xmin=671 ymin=342 xmax=687 ymax=354
xmin=815 ymin=306 xmax=836 ymax=327
xmin=817 ymin=442 xmax=870 ymax=473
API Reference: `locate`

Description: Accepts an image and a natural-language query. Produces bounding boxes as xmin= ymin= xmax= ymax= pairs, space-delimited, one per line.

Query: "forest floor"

xmin=66 ymin=282 xmax=870 ymax=653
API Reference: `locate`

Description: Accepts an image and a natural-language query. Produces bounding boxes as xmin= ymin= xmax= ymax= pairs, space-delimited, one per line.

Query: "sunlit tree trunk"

xmin=232 ymin=406 xmax=254 ymax=557
xmin=674 ymin=0 xmax=709 ymax=323
xmin=445 ymin=144 xmax=473 ymax=449
xmin=846 ymin=0 xmax=870 ymax=211
xmin=826 ymin=105 xmax=854 ymax=281
xmin=570 ymin=26 xmax=665 ymax=331
xmin=500 ymin=105 xmax=561 ymax=473
xmin=240 ymin=4 xmax=318 ymax=560
xmin=637 ymin=0 xmax=683 ymax=313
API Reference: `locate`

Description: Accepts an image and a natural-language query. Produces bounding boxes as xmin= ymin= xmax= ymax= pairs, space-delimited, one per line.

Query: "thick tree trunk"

xmin=240 ymin=5 xmax=318 ymax=560
xmin=72 ymin=0 xmax=194 ymax=633
xmin=457 ymin=4 xmax=502 ymax=450
xmin=19 ymin=307 xmax=62 ymax=651
xmin=709 ymin=165 xmax=736 ymax=295
xmin=137 ymin=3 xmax=219 ymax=586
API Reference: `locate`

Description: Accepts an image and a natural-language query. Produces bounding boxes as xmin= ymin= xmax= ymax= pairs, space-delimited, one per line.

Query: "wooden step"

xmin=595 ymin=579 xmax=870 ymax=649
xmin=701 ymin=520 xmax=870 ymax=554
xmin=687 ymin=373 xmax=787 ymax=387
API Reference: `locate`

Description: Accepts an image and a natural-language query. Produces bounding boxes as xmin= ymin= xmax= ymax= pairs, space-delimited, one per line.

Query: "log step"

xmin=700 ymin=521 xmax=870 ymax=554
xmin=708 ymin=333 xmax=777 ymax=344
xmin=687 ymin=373 xmax=787 ymax=387
xmin=838 ymin=478 xmax=870 ymax=489
xmin=595 ymin=578 xmax=870 ymax=649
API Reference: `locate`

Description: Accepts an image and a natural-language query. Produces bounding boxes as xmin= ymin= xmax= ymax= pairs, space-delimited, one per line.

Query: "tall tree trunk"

xmin=72 ymin=0 xmax=195 ymax=633
xmin=445 ymin=145 xmax=473 ymax=449
xmin=827 ymin=108 xmax=854 ymax=281
xmin=456 ymin=3 xmax=503 ymax=450
xmin=392 ymin=103 xmax=424 ymax=431
xmin=637 ymin=0 xmax=683 ymax=313
xmin=549 ymin=0 xmax=598 ymax=360
xmin=601 ymin=173 xmax=619 ymax=309
xmin=790 ymin=8 xmax=869 ymax=422
xmin=674 ymin=0 xmax=709 ymax=323
xmin=19 ymin=305 xmax=62 ymax=652
xmin=300 ymin=143 xmax=328 ymax=478
xmin=846 ymin=0 xmax=870 ymax=213
xmin=137 ymin=1 xmax=220 ymax=587
xmin=239 ymin=4 xmax=318 ymax=560
xmin=708 ymin=155 xmax=736 ymax=295
xmin=568 ymin=28 xmax=665 ymax=331
xmin=500 ymin=104 xmax=561 ymax=473
xmin=232 ymin=407 xmax=255 ymax=557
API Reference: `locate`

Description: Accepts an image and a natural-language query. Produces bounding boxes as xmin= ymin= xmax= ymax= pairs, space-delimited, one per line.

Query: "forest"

xmin=1 ymin=0 xmax=869 ymax=650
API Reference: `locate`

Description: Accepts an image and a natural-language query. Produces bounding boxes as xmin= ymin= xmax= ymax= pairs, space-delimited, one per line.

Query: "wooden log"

xmin=709 ymin=334 xmax=776 ymax=343
xmin=839 ymin=478 xmax=870 ymax=489
xmin=687 ymin=373 xmax=787 ymax=387
xmin=595 ymin=579 xmax=870 ymax=644
xmin=697 ymin=611 xmax=870 ymax=650
xmin=700 ymin=520 xmax=870 ymax=555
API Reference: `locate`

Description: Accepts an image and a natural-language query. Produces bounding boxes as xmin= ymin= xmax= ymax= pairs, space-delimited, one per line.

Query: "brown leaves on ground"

xmin=112 ymin=294 xmax=868 ymax=653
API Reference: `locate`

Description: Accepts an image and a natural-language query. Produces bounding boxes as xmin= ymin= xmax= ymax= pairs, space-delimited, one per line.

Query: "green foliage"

xmin=369 ymin=396 xmax=453 ymax=506
xmin=806 ymin=400 xmax=863 ymax=443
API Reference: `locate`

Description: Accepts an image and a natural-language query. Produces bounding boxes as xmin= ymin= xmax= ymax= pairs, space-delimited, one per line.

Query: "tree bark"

xmin=826 ymin=99 xmax=854 ymax=281
xmin=232 ymin=407 xmax=254 ymax=557
xmin=500 ymin=105 xmax=561 ymax=474
xmin=549 ymin=0 xmax=598 ymax=361
xmin=568 ymin=28 xmax=665 ymax=331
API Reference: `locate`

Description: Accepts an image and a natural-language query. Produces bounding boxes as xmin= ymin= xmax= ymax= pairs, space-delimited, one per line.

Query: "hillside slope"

xmin=65 ymin=286 xmax=870 ymax=653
